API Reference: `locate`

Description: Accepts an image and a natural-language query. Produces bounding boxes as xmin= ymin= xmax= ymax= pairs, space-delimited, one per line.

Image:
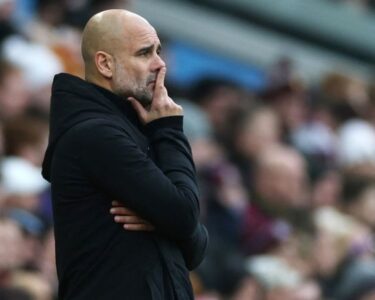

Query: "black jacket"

xmin=42 ymin=73 xmax=208 ymax=300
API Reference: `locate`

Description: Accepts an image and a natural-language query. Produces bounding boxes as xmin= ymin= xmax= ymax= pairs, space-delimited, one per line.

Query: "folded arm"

xmin=78 ymin=117 xmax=199 ymax=240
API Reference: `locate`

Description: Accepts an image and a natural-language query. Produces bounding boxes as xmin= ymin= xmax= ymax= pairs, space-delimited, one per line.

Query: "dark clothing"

xmin=42 ymin=73 xmax=208 ymax=300
xmin=241 ymin=204 xmax=280 ymax=255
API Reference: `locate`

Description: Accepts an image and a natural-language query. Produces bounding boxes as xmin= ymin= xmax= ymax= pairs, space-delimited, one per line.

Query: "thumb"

xmin=128 ymin=97 xmax=148 ymax=124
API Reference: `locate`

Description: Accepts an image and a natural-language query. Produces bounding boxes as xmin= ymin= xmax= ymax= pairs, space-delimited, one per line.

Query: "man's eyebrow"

xmin=135 ymin=43 xmax=162 ymax=55
xmin=135 ymin=45 xmax=154 ymax=55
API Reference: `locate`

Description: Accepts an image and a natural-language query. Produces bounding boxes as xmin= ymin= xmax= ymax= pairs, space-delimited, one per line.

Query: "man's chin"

xmin=136 ymin=96 xmax=152 ymax=108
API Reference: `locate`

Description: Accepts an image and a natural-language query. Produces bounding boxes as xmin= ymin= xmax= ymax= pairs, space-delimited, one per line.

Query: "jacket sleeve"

xmin=177 ymin=222 xmax=209 ymax=270
xmin=78 ymin=116 xmax=202 ymax=242
xmin=145 ymin=117 xmax=208 ymax=269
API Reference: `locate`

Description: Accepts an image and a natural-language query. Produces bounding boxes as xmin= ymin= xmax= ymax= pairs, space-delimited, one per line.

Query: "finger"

xmin=128 ymin=97 xmax=148 ymax=123
xmin=155 ymin=67 xmax=166 ymax=89
xmin=110 ymin=207 xmax=136 ymax=215
xmin=112 ymin=201 xmax=121 ymax=206
xmin=123 ymin=224 xmax=155 ymax=231
xmin=152 ymin=68 xmax=167 ymax=104
xmin=114 ymin=215 xmax=146 ymax=224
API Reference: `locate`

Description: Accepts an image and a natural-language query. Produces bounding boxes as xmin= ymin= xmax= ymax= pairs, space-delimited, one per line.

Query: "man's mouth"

xmin=147 ymin=75 xmax=156 ymax=85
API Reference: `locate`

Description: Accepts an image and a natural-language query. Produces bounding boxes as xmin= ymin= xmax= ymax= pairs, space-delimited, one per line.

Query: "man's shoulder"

xmin=62 ymin=116 xmax=147 ymax=154
xmin=75 ymin=117 xmax=122 ymax=130
xmin=70 ymin=117 xmax=129 ymax=140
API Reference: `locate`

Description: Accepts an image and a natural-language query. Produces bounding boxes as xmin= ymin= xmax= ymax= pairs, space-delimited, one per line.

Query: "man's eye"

xmin=140 ymin=51 xmax=150 ymax=56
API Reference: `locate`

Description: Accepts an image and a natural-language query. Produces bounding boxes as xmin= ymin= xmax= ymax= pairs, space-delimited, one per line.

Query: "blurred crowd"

xmin=1 ymin=0 xmax=375 ymax=300
xmin=187 ymin=69 xmax=375 ymax=300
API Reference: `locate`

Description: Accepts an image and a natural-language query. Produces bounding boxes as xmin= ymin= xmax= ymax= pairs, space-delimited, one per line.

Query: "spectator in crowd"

xmin=241 ymin=145 xmax=309 ymax=255
xmin=198 ymin=156 xmax=249 ymax=248
xmin=337 ymin=119 xmax=375 ymax=178
xmin=310 ymin=169 xmax=342 ymax=208
xmin=260 ymin=80 xmax=308 ymax=143
xmin=312 ymin=207 xmax=374 ymax=299
xmin=0 ymin=147 xmax=49 ymax=213
xmin=195 ymin=238 xmax=263 ymax=299
xmin=341 ymin=175 xmax=375 ymax=231
xmin=36 ymin=229 xmax=57 ymax=296
xmin=2 ymin=37 xmax=64 ymax=113
xmin=0 ymin=60 xmax=30 ymax=121
xmin=0 ymin=218 xmax=24 ymax=281
xmin=3 ymin=114 xmax=48 ymax=167
xmin=189 ymin=77 xmax=251 ymax=144
xmin=246 ymin=254 xmax=321 ymax=300
xmin=0 ymin=0 xmax=17 ymax=44
xmin=228 ymin=106 xmax=281 ymax=190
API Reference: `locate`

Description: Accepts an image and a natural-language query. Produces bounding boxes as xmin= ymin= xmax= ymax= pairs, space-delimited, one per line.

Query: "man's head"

xmin=81 ymin=9 xmax=165 ymax=106
xmin=254 ymin=145 xmax=307 ymax=209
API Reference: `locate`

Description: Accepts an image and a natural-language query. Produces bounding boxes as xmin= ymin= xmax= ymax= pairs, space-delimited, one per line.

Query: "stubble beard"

xmin=113 ymin=67 xmax=153 ymax=107
xmin=133 ymin=86 xmax=153 ymax=107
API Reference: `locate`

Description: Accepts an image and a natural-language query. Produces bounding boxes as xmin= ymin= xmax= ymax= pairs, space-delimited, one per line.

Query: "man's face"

xmin=111 ymin=21 xmax=165 ymax=107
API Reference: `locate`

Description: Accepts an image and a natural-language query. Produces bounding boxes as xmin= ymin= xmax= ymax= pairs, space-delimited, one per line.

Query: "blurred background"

xmin=0 ymin=0 xmax=375 ymax=299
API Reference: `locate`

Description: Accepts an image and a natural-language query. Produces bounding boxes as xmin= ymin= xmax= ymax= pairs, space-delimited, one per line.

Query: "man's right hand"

xmin=128 ymin=67 xmax=183 ymax=124
xmin=110 ymin=201 xmax=155 ymax=231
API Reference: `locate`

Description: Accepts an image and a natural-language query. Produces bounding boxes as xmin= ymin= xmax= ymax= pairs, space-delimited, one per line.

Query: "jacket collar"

xmin=88 ymin=81 xmax=142 ymax=129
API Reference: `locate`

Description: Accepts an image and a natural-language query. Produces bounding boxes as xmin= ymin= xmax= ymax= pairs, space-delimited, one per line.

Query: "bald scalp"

xmin=256 ymin=145 xmax=305 ymax=172
xmin=81 ymin=9 xmax=150 ymax=77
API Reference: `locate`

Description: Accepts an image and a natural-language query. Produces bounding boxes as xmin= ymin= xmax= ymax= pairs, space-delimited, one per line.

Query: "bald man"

xmin=42 ymin=10 xmax=208 ymax=300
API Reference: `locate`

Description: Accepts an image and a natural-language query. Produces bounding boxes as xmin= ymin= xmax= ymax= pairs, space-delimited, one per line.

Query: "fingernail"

xmin=123 ymin=224 xmax=128 ymax=229
xmin=114 ymin=216 xmax=120 ymax=222
xmin=110 ymin=208 xmax=115 ymax=213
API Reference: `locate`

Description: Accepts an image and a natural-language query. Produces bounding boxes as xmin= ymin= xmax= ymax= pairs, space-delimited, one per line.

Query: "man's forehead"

xmin=124 ymin=25 xmax=160 ymax=48
xmin=124 ymin=21 xmax=158 ymax=39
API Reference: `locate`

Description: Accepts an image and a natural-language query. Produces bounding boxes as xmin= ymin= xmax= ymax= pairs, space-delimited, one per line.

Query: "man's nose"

xmin=152 ymin=54 xmax=166 ymax=71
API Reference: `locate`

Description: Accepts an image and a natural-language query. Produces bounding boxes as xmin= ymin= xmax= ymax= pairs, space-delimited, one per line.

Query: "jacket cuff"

xmin=180 ymin=223 xmax=209 ymax=270
xmin=145 ymin=116 xmax=183 ymax=136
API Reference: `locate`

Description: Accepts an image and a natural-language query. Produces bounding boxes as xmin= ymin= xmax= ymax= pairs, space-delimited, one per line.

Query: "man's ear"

xmin=95 ymin=51 xmax=113 ymax=79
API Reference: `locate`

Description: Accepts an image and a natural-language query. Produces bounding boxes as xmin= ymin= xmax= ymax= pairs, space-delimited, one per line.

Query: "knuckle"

xmin=160 ymin=86 xmax=167 ymax=94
